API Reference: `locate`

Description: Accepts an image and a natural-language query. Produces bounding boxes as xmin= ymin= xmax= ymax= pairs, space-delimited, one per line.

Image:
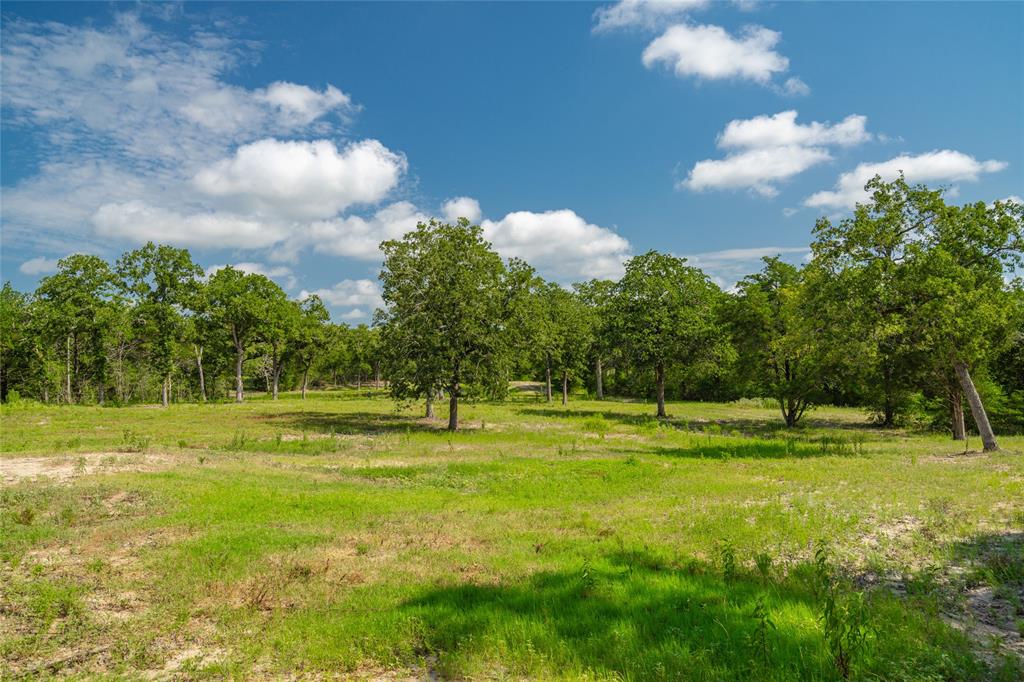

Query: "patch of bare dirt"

xmin=942 ymin=585 xmax=1024 ymax=663
xmin=0 ymin=452 xmax=176 ymax=484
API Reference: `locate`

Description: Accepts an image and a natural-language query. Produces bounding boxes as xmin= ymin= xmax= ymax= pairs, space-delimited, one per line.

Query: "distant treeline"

xmin=2 ymin=177 xmax=1022 ymax=445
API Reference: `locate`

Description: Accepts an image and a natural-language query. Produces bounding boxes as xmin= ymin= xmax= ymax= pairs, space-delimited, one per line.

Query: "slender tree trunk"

xmin=954 ymin=362 xmax=998 ymax=452
xmin=656 ymin=362 xmax=667 ymax=418
xmin=425 ymin=393 xmax=434 ymax=419
xmin=161 ymin=373 xmax=170 ymax=408
xmin=195 ymin=346 xmax=206 ymax=403
xmin=950 ymin=388 xmax=965 ymax=441
xmin=272 ymin=360 xmax=280 ymax=400
xmin=301 ymin=367 xmax=309 ymax=399
xmin=545 ymin=355 xmax=552 ymax=403
xmin=561 ymin=371 xmax=568 ymax=406
xmin=65 ymin=335 xmax=73 ymax=404
xmin=595 ymin=357 xmax=603 ymax=400
xmin=447 ymin=386 xmax=459 ymax=431
xmin=234 ymin=350 xmax=244 ymax=402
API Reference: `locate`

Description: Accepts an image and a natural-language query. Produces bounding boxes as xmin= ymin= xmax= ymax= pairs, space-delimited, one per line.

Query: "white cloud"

xmin=682 ymin=111 xmax=873 ymax=196
xmin=300 ymin=279 xmax=383 ymax=310
xmin=593 ymin=0 xmax=708 ymax=32
xmin=481 ymin=209 xmax=631 ymax=281
xmin=683 ymin=246 xmax=811 ymax=289
xmin=0 ymin=13 xmax=368 ymax=258
xmin=309 ymin=201 xmax=429 ymax=260
xmin=193 ymin=139 xmax=406 ymax=221
xmin=718 ymin=111 xmax=870 ymax=149
xmin=254 ymin=82 xmax=354 ymax=127
xmin=19 ymin=257 xmax=61 ymax=276
xmin=207 ymin=262 xmax=298 ymax=289
xmin=339 ymin=308 xmax=370 ymax=322
xmin=684 ymin=145 xmax=832 ymax=196
xmin=92 ymin=201 xmax=285 ymax=249
xmin=780 ymin=77 xmax=810 ymax=96
xmin=805 ymin=150 xmax=1008 ymax=210
xmin=442 ymin=196 xmax=483 ymax=223
xmin=642 ymin=23 xmax=800 ymax=90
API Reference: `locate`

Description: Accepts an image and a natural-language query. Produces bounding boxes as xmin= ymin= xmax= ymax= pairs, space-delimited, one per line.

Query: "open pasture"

xmin=1 ymin=390 xmax=1022 ymax=680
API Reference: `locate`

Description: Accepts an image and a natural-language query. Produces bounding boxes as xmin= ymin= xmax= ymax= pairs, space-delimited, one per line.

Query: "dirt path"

xmin=0 ymin=452 xmax=174 ymax=484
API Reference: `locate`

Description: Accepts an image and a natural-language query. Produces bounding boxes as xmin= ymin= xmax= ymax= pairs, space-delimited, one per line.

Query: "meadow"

xmin=1 ymin=388 xmax=1022 ymax=680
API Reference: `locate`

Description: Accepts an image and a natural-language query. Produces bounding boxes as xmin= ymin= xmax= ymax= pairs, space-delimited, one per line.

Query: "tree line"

xmin=2 ymin=177 xmax=1022 ymax=448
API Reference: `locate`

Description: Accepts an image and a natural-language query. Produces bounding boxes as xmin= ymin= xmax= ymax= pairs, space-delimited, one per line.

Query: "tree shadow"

xmin=513 ymin=406 xmax=880 ymax=439
xmin=399 ymin=550 xmax=828 ymax=679
xmin=631 ymin=439 xmax=862 ymax=460
xmin=258 ymin=410 xmax=445 ymax=435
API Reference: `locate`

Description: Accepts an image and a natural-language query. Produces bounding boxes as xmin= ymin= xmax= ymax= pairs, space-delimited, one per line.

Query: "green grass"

xmin=1 ymin=389 xmax=1022 ymax=679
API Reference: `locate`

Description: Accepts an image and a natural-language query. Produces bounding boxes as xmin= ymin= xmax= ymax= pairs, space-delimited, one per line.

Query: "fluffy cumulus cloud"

xmin=593 ymin=0 xmax=708 ymax=32
xmin=308 ymin=202 xmax=430 ymax=260
xmin=91 ymin=201 xmax=284 ymax=249
xmin=19 ymin=257 xmax=61 ymax=275
xmin=300 ymin=279 xmax=384 ymax=310
xmin=442 ymin=196 xmax=483 ymax=223
xmin=481 ymin=209 xmax=631 ymax=281
xmin=718 ymin=111 xmax=870 ymax=149
xmin=193 ymin=139 xmax=406 ymax=221
xmin=642 ymin=23 xmax=805 ymax=93
xmin=206 ymin=262 xmax=299 ymax=290
xmin=0 ymin=12 xmax=369 ymax=257
xmin=683 ymin=246 xmax=810 ymax=289
xmin=682 ymin=111 xmax=872 ymax=196
xmin=805 ymin=150 xmax=1008 ymax=210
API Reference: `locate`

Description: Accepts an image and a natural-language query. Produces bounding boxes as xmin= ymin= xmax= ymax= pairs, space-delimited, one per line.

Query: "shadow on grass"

xmin=635 ymin=438 xmax=862 ymax=460
xmin=514 ymin=406 xmax=880 ymax=438
xmin=401 ymin=553 xmax=828 ymax=679
xmin=258 ymin=410 xmax=444 ymax=435
xmin=951 ymin=531 xmax=1024 ymax=587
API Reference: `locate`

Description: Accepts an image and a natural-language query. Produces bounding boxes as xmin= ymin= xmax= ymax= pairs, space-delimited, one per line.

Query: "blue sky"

xmin=2 ymin=1 xmax=1021 ymax=320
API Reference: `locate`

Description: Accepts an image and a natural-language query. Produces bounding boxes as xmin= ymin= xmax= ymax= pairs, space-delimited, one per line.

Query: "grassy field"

xmin=1 ymin=388 xmax=1022 ymax=680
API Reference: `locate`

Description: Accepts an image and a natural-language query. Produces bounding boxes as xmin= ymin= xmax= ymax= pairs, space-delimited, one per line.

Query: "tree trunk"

xmin=301 ymin=367 xmax=309 ymax=399
xmin=595 ymin=357 xmax=603 ymax=400
xmin=272 ymin=363 xmax=280 ymax=400
xmin=954 ymin=362 xmax=997 ymax=452
xmin=545 ymin=356 xmax=552 ymax=403
xmin=425 ymin=394 xmax=434 ymax=419
xmin=950 ymin=388 xmax=965 ymax=441
xmin=561 ymin=371 xmax=568 ymax=406
xmin=196 ymin=346 xmax=206 ymax=403
xmin=234 ymin=349 xmax=244 ymax=403
xmin=65 ymin=335 xmax=73 ymax=404
xmin=656 ymin=362 xmax=666 ymax=418
xmin=447 ymin=387 xmax=459 ymax=431
xmin=161 ymin=373 xmax=170 ymax=408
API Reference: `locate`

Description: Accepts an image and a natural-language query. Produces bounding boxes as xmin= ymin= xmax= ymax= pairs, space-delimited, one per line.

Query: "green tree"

xmin=611 ymin=251 xmax=731 ymax=418
xmin=290 ymin=295 xmax=330 ymax=399
xmin=910 ymin=196 xmax=1022 ymax=450
xmin=808 ymin=175 xmax=940 ymax=426
xmin=378 ymin=218 xmax=513 ymax=430
xmin=35 ymin=255 xmax=118 ymax=404
xmin=729 ymin=257 xmax=824 ymax=427
xmin=574 ymin=279 xmax=616 ymax=400
xmin=0 ymin=283 xmax=34 ymax=402
xmin=205 ymin=266 xmax=287 ymax=402
xmin=116 ymin=243 xmax=203 ymax=406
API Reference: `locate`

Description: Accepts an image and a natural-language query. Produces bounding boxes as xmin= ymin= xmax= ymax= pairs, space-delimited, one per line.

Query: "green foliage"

xmin=814 ymin=542 xmax=873 ymax=679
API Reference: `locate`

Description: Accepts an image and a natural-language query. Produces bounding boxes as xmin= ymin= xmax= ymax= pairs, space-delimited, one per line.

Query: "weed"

xmin=15 ymin=506 xmax=35 ymax=525
xmin=719 ymin=539 xmax=738 ymax=582
xmin=121 ymin=429 xmax=151 ymax=452
xmin=748 ymin=596 xmax=776 ymax=667
xmin=754 ymin=552 xmax=773 ymax=580
xmin=580 ymin=558 xmax=597 ymax=597
xmin=814 ymin=541 xmax=872 ymax=679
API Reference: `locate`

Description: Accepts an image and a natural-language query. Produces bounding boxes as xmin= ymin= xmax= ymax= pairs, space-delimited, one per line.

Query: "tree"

xmin=728 ymin=257 xmax=824 ymax=427
xmin=116 ymin=243 xmax=203 ymax=407
xmin=0 ymin=283 xmax=34 ymax=402
xmin=541 ymin=285 xmax=594 ymax=406
xmin=575 ymin=279 xmax=616 ymax=400
xmin=35 ymin=255 xmax=118 ymax=404
xmin=290 ymin=295 xmax=330 ymax=399
xmin=808 ymin=176 xmax=940 ymax=426
xmin=205 ymin=267 xmax=286 ymax=402
xmin=378 ymin=219 xmax=513 ymax=430
xmin=611 ymin=251 xmax=731 ymax=418
xmin=910 ymin=197 xmax=1023 ymax=450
